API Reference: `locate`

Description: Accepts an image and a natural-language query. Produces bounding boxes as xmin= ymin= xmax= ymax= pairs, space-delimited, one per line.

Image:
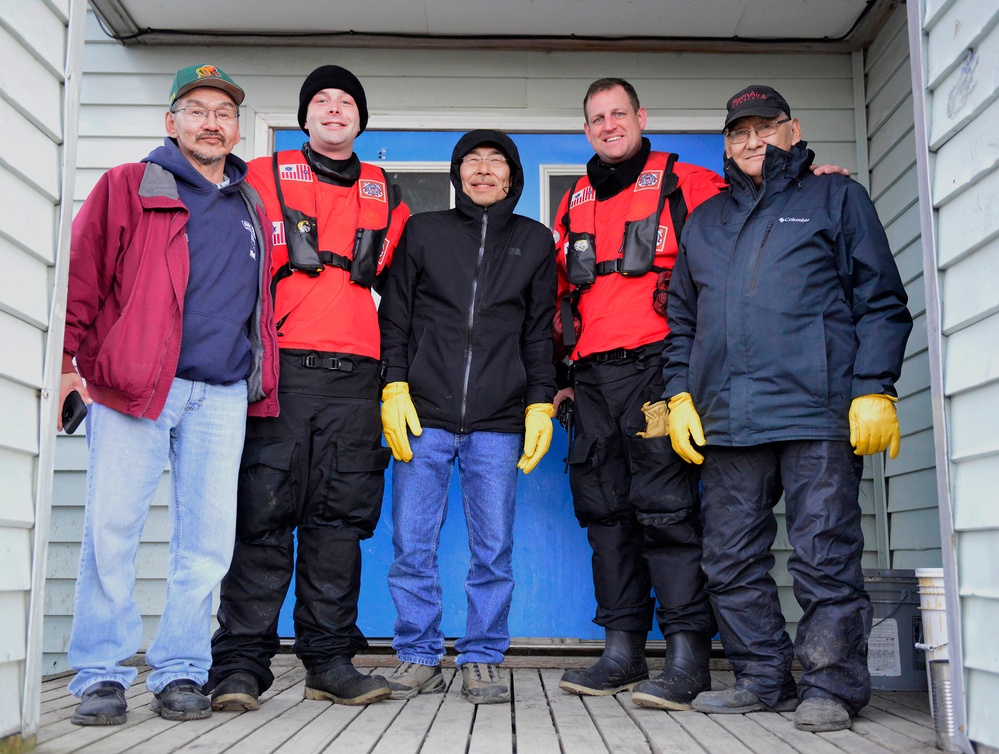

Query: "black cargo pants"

xmin=208 ymin=350 xmax=391 ymax=693
xmin=567 ymin=343 xmax=714 ymax=638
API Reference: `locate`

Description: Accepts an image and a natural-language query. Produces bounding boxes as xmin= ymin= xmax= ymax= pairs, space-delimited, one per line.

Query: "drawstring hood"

xmin=451 ymin=129 xmax=524 ymax=227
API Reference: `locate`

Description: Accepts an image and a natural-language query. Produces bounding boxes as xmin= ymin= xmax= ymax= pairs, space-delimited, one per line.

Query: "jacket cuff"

xmin=62 ymin=352 xmax=76 ymax=373
xmin=382 ymin=365 xmax=409 ymax=387
xmin=525 ymin=384 xmax=556 ymax=406
xmin=853 ymin=378 xmax=897 ymax=399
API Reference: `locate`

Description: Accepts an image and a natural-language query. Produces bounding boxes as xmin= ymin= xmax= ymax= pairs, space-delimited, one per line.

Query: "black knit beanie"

xmin=297 ymin=65 xmax=369 ymax=135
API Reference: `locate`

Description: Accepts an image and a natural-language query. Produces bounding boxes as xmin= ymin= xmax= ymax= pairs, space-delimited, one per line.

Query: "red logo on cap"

xmin=196 ymin=65 xmax=222 ymax=79
xmin=732 ymin=92 xmax=768 ymax=107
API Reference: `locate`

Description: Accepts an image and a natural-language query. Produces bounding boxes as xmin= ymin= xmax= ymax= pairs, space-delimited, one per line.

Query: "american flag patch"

xmin=271 ymin=221 xmax=286 ymax=246
xmin=569 ymin=186 xmax=595 ymax=209
xmin=636 ymin=170 xmax=662 ymax=191
xmin=279 ymin=164 xmax=312 ymax=182
xmin=360 ymin=180 xmax=386 ymax=201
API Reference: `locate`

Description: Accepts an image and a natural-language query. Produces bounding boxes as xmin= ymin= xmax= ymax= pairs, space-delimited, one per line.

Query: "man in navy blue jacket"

xmin=661 ymin=85 xmax=912 ymax=732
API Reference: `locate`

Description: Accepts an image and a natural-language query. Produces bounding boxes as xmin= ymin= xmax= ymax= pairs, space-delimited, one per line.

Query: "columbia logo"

xmin=779 ymin=217 xmax=810 ymax=223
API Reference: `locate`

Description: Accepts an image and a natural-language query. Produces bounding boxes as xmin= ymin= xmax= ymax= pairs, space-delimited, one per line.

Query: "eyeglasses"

xmin=461 ymin=155 xmax=508 ymax=169
xmin=724 ymin=118 xmax=790 ymax=144
xmin=170 ymin=106 xmax=240 ymax=122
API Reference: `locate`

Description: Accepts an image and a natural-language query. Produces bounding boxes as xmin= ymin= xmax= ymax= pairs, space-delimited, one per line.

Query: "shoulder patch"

xmin=360 ymin=179 xmax=386 ymax=201
xmin=279 ymin=163 xmax=313 ymax=182
xmin=635 ymin=170 xmax=662 ymax=191
xmin=569 ymin=185 xmax=595 ymax=209
xmin=271 ymin=221 xmax=286 ymax=246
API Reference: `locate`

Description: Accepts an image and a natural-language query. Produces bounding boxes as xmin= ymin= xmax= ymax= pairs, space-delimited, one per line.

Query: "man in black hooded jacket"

xmin=378 ymin=130 xmax=557 ymax=704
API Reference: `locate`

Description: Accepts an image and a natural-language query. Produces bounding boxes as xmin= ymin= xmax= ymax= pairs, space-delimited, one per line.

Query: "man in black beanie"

xmin=207 ymin=64 xmax=410 ymax=709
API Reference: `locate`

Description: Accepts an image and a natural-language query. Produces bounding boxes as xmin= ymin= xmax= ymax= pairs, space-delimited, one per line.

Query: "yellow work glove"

xmin=381 ymin=382 xmax=422 ymax=462
xmin=668 ymin=392 xmax=705 ymax=465
xmin=636 ymin=400 xmax=669 ymax=438
xmin=849 ymin=393 xmax=901 ymax=459
xmin=517 ymin=403 xmax=556 ymax=474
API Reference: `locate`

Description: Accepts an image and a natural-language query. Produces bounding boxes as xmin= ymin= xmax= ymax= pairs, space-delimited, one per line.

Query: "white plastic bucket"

xmin=914 ymin=567 xmax=948 ymax=662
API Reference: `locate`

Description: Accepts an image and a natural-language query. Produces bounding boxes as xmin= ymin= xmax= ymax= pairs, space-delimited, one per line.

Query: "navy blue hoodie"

xmin=144 ymin=139 xmax=258 ymax=385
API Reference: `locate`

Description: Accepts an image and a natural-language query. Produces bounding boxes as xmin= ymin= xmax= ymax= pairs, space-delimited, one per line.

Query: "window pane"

xmin=548 ymin=172 xmax=585 ymax=228
xmin=386 ymin=171 xmax=450 ymax=215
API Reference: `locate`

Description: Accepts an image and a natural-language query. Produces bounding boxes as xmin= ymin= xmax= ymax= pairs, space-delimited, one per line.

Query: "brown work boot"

xmin=386 ymin=661 xmax=445 ymax=700
xmin=460 ymin=663 xmax=510 ymax=704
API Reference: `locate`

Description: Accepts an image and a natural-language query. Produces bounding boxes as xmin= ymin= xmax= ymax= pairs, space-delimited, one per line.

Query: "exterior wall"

xmin=0 ymin=0 xmax=72 ymax=741
xmin=46 ymin=10 xmax=864 ymax=672
xmin=917 ymin=0 xmax=999 ymax=748
xmin=866 ymin=6 xmax=940 ymax=569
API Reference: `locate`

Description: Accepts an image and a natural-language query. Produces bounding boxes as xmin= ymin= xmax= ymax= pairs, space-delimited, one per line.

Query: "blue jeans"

xmin=68 ymin=378 xmax=248 ymax=696
xmin=389 ymin=428 xmax=520 ymax=667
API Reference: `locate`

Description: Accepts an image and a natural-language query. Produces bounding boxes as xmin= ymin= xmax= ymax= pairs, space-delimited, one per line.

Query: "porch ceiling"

xmin=88 ymin=0 xmax=900 ymax=52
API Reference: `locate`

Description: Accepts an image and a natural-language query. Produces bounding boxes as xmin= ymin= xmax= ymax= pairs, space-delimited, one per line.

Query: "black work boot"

xmin=631 ymin=631 xmax=712 ymax=710
xmin=150 ymin=679 xmax=212 ymax=720
xmin=304 ymin=658 xmax=390 ymax=705
xmin=559 ymin=629 xmax=648 ymax=696
xmin=71 ymin=681 xmax=127 ymax=726
xmin=211 ymin=671 xmax=260 ymax=711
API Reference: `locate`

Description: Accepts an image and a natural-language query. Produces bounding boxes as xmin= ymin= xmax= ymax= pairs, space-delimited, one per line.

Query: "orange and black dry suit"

xmin=551 ymin=138 xmax=724 ymax=637
xmin=210 ymin=145 xmax=409 ymax=693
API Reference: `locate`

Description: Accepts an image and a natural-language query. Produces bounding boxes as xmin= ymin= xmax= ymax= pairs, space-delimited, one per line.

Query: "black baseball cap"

xmin=724 ymin=85 xmax=790 ymax=130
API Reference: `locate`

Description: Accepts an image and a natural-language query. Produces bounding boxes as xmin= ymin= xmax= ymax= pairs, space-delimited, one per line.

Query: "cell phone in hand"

xmin=62 ymin=390 xmax=88 ymax=434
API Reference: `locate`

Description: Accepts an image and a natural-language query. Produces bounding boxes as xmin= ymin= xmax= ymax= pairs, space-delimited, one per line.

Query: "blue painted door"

xmin=271 ymin=128 xmax=724 ymax=642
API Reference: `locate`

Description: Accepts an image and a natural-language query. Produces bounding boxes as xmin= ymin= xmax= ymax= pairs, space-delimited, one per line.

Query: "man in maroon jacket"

xmin=60 ymin=64 xmax=278 ymax=727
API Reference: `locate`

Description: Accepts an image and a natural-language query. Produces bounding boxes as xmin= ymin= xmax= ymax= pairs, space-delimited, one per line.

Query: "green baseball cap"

xmin=169 ymin=64 xmax=245 ymax=107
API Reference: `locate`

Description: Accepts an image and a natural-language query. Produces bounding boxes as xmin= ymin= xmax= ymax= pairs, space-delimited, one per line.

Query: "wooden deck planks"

xmin=369 ymin=669 xmax=453 ymax=754
xmin=33 ymin=660 xmax=936 ymax=754
xmin=856 ymin=704 xmax=938 ymax=746
xmin=581 ymin=694 xmax=653 ymax=754
xmin=624 ymin=705 xmax=709 ymax=754
xmin=814 ymin=726 xmax=896 ymax=754
xmin=541 ymin=668 xmax=612 ymax=752
xmin=469 ymin=698 xmax=515 ymax=754
xmin=669 ymin=710 xmax=755 ymax=754
xmin=272 ymin=702 xmax=366 ymax=753
xmin=709 ymin=711 xmax=800 ymax=754
xmin=511 ymin=669 xmax=561 ymax=754
xmin=420 ymin=667 xmax=475 ymax=752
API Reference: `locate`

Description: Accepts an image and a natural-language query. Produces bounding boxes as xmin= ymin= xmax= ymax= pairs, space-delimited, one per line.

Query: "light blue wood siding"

xmin=0 ymin=0 xmax=70 ymax=740
xmin=866 ymin=5 xmax=941 ymax=571
xmin=918 ymin=0 xmax=999 ymax=747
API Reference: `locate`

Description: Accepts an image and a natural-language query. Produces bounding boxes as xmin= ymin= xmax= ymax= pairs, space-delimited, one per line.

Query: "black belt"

xmin=579 ymin=343 xmax=662 ymax=364
xmin=301 ymin=354 xmax=353 ymax=372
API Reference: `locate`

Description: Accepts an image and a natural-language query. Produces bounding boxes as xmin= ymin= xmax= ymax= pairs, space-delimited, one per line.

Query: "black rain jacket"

xmin=378 ymin=130 xmax=557 ymax=434
xmin=662 ymin=140 xmax=912 ymax=446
